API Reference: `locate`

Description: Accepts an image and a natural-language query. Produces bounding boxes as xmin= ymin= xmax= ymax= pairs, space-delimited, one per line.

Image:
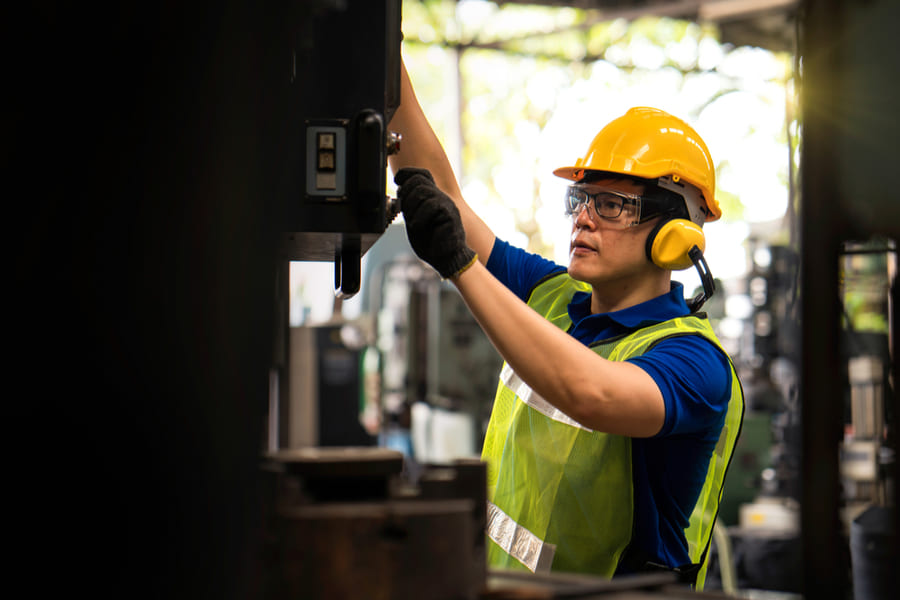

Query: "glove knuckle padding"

xmin=398 ymin=178 xmax=439 ymax=218
xmin=395 ymin=167 xmax=475 ymax=279
xmin=394 ymin=167 xmax=434 ymax=187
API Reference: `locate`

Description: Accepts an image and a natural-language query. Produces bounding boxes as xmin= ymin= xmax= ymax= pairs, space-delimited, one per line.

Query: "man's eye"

xmin=596 ymin=196 xmax=621 ymax=213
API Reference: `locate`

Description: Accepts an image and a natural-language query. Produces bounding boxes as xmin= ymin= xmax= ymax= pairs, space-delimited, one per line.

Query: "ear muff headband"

xmin=645 ymin=218 xmax=706 ymax=270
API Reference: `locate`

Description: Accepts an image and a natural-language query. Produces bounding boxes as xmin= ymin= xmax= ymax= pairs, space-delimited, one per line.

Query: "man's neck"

xmin=589 ymin=275 xmax=671 ymax=315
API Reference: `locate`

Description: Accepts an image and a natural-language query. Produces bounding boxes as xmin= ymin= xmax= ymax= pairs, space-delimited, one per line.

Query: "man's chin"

xmin=567 ymin=261 xmax=592 ymax=284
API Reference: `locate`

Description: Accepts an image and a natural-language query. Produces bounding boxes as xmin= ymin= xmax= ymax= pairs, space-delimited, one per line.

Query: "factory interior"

xmin=12 ymin=0 xmax=898 ymax=598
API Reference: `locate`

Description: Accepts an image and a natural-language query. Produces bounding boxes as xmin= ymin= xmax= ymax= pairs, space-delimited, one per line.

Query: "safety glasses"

xmin=564 ymin=184 xmax=680 ymax=227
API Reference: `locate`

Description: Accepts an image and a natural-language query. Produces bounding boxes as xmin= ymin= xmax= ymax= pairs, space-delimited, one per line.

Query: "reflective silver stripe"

xmin=487 ymin=501 xmax=556 ymax=573
xmin=500 ymin=363 xmax=592 ymax=432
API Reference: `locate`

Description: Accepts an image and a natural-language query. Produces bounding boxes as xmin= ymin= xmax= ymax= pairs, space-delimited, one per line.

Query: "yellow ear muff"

xmin=646 ymin=218 xmax=706 ymax=270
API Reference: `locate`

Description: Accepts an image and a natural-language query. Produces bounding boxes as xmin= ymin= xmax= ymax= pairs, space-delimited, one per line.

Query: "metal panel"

xmin=283 ymin=0 xmax=403 ymax=297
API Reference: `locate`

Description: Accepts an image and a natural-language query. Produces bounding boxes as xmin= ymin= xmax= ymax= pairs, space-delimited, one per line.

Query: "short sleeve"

xmin=627 ymin=335 xmax=732 ymax=438
xmin=485 ymin=238 xmax=565 ymax=302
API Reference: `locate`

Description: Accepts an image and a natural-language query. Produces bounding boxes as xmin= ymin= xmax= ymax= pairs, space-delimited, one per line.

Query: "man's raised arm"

xmin=387 ymin=58 xmax=495 ymax=264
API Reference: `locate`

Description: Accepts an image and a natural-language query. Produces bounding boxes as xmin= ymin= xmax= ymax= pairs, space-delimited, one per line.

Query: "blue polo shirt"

xmin=486 ymin=238 xmax=732 ymax=573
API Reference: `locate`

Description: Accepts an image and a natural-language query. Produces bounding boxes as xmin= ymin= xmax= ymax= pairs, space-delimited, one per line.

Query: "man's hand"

xmin=395 ymin=167 xmax=478 ymax=280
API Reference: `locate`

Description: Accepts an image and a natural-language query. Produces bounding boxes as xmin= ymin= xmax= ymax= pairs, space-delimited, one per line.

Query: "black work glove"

xmin=395 ymin=167 xmax=478 ymax=280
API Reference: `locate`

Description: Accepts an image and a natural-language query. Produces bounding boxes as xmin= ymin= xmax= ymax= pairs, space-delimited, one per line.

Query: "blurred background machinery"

xmin=705 ymin=242 xmax=805 ymax=593
xmin=838 ymin=240 xmax=896 ymax=600
xmin=368 ymin=239 xmax=502 ymax=464
xmin=278 ymin=223 xmax=502 ymax=464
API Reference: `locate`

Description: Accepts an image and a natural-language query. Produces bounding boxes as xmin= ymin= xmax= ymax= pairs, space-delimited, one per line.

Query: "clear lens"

xmin=565 ymin=184 xmax=641 ymax=226
xmin=594 ymin=192 xmax=627 ymax=218
xmin=564 ymin=186 xmax=588 ymax=215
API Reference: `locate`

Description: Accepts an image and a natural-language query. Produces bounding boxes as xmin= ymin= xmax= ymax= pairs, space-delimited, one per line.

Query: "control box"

xmin=284 ymin=0 xmax=402 ymax=297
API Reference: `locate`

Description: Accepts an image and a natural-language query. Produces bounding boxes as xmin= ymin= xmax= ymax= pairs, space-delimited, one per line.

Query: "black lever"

xmin=334 ymin=235 xmax=361 ymax=299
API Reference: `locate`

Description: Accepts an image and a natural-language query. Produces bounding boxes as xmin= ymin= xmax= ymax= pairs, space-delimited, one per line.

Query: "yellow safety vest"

xmin=481 ymin=273 xmax=744 ymax=588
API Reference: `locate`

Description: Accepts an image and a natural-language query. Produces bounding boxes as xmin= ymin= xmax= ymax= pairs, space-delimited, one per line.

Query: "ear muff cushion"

xmin=646 ymin=218 xmax=706 ymax=270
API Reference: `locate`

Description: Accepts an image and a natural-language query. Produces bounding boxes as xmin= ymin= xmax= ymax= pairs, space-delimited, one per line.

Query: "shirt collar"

xmin=568 ymin=282 xmax=690 ymax=339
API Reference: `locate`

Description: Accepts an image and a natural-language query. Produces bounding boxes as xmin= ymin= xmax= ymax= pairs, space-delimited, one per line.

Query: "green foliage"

xmin=714 ymin=187 xmax=744 ymax=222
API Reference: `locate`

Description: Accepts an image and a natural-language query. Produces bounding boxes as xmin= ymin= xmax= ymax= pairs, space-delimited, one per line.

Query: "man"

xmin=388 ymin=59 xmax=743 ymax=588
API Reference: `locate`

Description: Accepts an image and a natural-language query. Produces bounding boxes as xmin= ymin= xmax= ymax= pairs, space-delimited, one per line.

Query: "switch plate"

xmin=306 ymin=124 xmax=346 ymax=197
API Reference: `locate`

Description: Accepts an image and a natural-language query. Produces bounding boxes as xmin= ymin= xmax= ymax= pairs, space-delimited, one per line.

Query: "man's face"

xmin=567 ymin=177 xmax=661 ymax=287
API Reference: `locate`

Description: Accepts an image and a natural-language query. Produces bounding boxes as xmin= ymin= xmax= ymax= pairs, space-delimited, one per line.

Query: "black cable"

xmin=688 ymin=245 xmax=716 ymax=313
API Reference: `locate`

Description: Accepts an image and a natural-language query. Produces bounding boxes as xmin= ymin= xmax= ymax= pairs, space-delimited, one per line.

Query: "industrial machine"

xmin=270 ymin=0 xmax=404 ymax=453
xmin=839 ymin=239 xmax=895 ymax=518
xmin=265 ymin=4 xmax=495 ymax=598
xmin=838 ymin=239 xmax=896 ymax=600
xmin=711 ymin=243 xmax=804 ymax=593
xmin=711 ymin=238 xmax=896 ymax=595
xmin=261 ymin=447 xmax=488 ymax=600
xmin=284 ymin=0 xmax=403 ymax=298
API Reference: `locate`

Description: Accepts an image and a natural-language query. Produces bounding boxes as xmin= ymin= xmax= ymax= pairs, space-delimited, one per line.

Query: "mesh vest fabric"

xmin=481 ymin=272 xmax=744 ymax=588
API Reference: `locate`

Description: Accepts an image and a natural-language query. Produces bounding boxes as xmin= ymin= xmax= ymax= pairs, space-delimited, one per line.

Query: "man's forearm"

xmin=451 ymin=261 xmax=666 ymax=437
xmin=388 ymin=58 xmax=495 ymax=262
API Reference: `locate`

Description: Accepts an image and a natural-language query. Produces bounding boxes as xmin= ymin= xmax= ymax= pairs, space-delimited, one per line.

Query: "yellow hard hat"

xmin=553 ymin=107 xmax=720 ymax=222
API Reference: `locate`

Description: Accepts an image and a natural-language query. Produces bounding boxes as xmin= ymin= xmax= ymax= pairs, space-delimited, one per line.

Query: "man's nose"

xmin=573 ymin=203 xmax=596 ymax=229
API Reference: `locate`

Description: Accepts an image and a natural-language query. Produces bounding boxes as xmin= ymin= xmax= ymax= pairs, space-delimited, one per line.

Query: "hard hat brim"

xmin=552 ymin=166 xmax=586 ymax=182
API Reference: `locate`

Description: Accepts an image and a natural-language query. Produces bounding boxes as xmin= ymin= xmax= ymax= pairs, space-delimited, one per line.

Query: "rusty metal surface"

xmin=263 ymin=450 xmax=490 ymax=599
xmin=265 ymin=446 xmax=404 ymax=504
xmin=269 ymin=446 xmax=404 ymax=478
xmin=274 ymin=499 xmax=476 ymax=600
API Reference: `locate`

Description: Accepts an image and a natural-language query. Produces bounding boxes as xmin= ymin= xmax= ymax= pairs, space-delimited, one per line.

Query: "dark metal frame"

xmin=799 ymin=1 xmax=900 ymax=597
